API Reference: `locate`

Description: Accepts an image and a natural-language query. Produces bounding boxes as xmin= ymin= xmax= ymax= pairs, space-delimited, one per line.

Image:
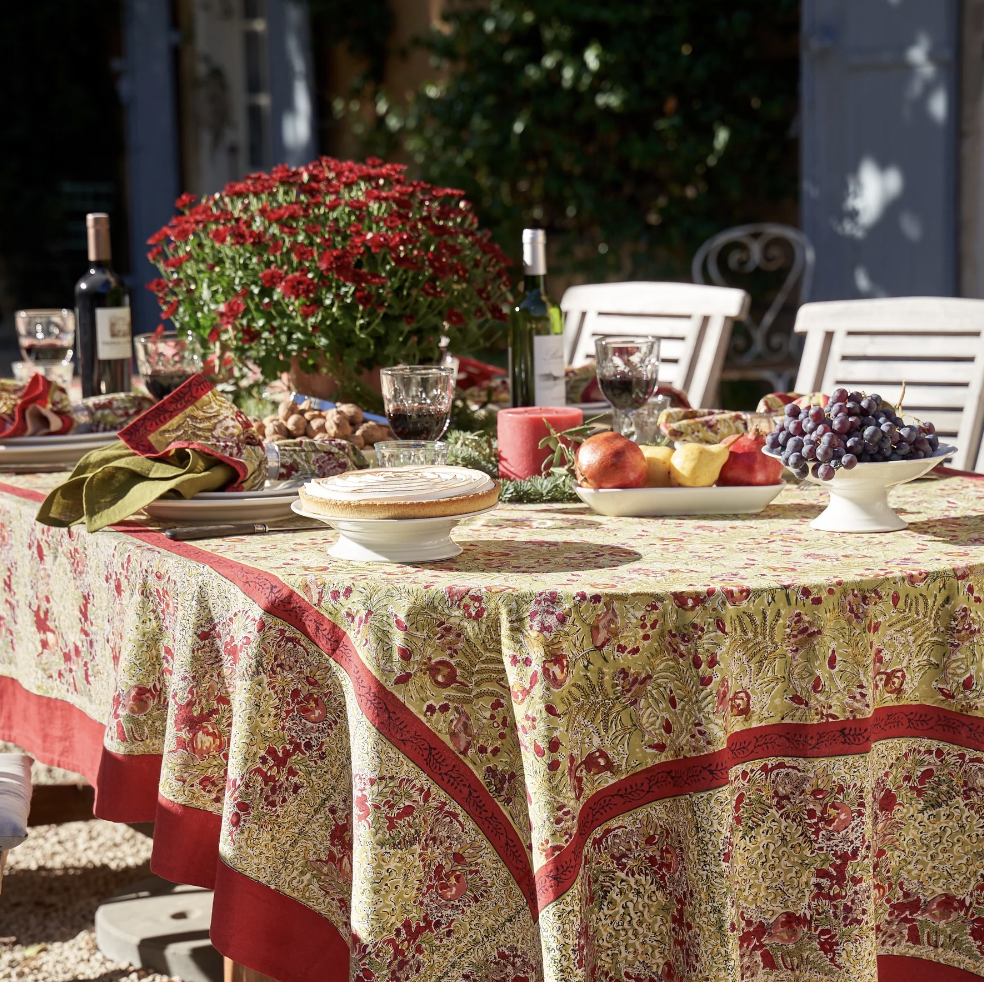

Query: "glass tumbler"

xmin=375 ymin=441 xmax=450 ymax=468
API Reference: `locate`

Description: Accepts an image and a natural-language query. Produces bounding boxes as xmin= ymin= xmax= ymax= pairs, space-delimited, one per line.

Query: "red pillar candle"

xmin=497 ymin=406 xmax=584 ymax=480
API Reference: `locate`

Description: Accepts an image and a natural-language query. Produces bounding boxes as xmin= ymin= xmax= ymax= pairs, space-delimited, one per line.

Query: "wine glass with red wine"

xmin=594 ymin=337 xmax=661 ymax=439
xmin=380 ymin=365 xmax=456 ymax=441
xmin=135 ymin=330 xmax=203 ymax=401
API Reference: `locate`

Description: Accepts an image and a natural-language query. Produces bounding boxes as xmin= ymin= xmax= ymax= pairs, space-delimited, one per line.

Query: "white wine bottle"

xmin=508 ymin=228 xmax=565 ymax=407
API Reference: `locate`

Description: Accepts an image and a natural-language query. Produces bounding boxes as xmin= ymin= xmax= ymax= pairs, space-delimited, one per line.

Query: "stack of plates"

xmin=144 ymin=484 xmax=301 ymax=522
xmin=0 ymin=431 xmax=120 ymax=471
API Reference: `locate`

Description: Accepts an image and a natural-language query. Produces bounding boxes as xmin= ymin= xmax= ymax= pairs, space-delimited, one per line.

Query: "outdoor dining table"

xmin=2 ymin=470 xmax=984 ymax=982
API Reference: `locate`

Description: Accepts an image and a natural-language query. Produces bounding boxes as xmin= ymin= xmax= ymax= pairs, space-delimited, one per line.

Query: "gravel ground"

xmin=0 ymin=743 xmax=182 ymax=982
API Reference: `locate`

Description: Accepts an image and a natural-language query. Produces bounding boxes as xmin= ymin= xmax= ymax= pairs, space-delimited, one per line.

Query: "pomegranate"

xmin=717 ymin=433 xmax=783 ymax=486
xmin=575 ymin=432 xmax=648 ymax=489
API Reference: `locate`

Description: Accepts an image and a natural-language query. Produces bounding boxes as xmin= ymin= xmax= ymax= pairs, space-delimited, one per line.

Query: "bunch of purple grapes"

xmin=765 ymin=387 xmax=940 ymax=482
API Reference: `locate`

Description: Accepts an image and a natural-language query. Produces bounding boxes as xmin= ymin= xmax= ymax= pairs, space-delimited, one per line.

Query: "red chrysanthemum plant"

xmin=146 ymin=156 xmax=511 ymax=405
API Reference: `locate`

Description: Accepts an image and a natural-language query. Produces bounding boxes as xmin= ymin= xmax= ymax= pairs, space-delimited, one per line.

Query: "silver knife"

xmin=164 ymin=522 xmax=326 ymax=541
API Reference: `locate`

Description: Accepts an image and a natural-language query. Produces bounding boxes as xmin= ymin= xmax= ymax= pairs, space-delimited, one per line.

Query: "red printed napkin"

xmin=118 ymin=374 xmax=266 ymax=491
xmin=0 ymin=375 xmax=75 ymax=439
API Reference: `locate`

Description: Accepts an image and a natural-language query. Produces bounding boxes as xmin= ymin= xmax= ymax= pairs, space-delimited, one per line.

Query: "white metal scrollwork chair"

xmin=561 ymin=282 xmax=750 ymax=408
xmin=793 ymin=297 xmax=984 ymax=473
xmin=692 ymin=223 xmax=815 ymax=394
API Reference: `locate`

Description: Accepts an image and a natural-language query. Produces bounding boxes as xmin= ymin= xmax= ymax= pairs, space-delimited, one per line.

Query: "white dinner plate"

xmin=191 ymin=484 xmax=302 ymax=500
xmin=291 ymin=501 xmax=498 ymax=562
xmin=0 ymin=431 xmax=120 ymax=447
xmin=574 ymin=483 xmax=785 ymax=517
xmin=0 ymin=432 xmax=119 ymax=468
xmin=144 ymin=488 xmax=300 ymax=523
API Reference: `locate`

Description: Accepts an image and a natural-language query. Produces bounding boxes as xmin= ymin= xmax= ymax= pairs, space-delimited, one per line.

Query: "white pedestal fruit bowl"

xmin=765 ymin=445 xmax=956 ymax=533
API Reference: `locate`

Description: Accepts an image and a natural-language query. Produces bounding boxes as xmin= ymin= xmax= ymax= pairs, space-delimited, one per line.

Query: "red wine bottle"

xmin=75 ymin=213 xmax=132 ymax=397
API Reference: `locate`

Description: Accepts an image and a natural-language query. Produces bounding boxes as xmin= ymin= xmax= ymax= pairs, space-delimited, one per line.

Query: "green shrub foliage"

xmin=331 ymin=0 xmax=799 ymax=278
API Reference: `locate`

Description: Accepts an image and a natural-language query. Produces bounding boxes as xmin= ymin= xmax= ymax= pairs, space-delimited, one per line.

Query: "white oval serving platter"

xmin=574 ymin=482 xmax=785 ymax=518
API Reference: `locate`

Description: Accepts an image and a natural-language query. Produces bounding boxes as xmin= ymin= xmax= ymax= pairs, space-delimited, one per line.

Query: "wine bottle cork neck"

xmin=86 ymin=213 xmax=111 ymax=262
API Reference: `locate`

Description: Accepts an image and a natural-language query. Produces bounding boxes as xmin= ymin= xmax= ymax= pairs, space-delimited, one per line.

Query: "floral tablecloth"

xmin=2 ymin=473 xmax=984 ymax=982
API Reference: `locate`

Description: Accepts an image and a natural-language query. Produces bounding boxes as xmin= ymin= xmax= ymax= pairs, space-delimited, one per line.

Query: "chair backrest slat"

xmin=561 ymin=282 xmax=749 ymax=408
xmin=793 ymin=297 xmax=984 ymax=472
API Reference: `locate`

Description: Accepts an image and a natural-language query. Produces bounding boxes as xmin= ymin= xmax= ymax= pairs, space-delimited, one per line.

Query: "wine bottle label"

xmin=95 ymin=307 xmax=132 ymax=360
xmin=532 ymin=334 xmax=566 ymax=406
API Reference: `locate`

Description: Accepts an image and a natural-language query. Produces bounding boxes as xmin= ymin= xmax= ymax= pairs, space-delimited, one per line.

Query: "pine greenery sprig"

xmin=500 ymin=469 xmax=578 ymax=503
xmin=445 ymin=429 xmax=499 ymax=477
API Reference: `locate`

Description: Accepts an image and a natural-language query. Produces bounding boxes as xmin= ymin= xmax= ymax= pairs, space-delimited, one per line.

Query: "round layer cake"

xmin=299 ymin=465 xmax=499 ymax=519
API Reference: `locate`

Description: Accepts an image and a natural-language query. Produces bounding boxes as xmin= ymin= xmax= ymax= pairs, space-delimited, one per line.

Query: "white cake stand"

xmin=291 ymin=501 xmax=497 ymax=562
xmin=766 ymin=445 xmax=956 ymax=532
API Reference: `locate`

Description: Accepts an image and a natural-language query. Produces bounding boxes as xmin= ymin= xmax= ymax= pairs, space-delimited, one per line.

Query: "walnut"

xmin=355 ymin=421 xmax=394 ymax=447
xmin=266 ymin=419 xmax=288 ymax=439
xmin=305 ymin=417 xmax=328 ymax=438
xmin=335 ymin=402 xmax=364 ymax=427
xmin=278 ymin=398 xmax=299 ymax=422
xmin=303 ymin=410 xmax=323 ymax=421
xmin=321 ymin=409 xmax=352 ymax=440
xmin=262 ymin=414 xmax=279 ymax=426
xmin=349 ymin=432 xmax=365 ymax=449
xmin=286 ymin=413 xmax=308 ymax=437
xmin=251 ymin=419 xmax=266 ymax=439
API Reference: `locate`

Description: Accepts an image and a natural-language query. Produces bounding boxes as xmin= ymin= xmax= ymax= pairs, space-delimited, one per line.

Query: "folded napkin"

xmin=756 ymin=391 xmax=828 ymax=415
xmin=266 ymin=438 xmax=366 ymax=488
xmin=658 ymin=408 xmax=749 ymax=444
xmin=0 ymin=375 xmax=74 ymax=438
xmin=72 ymin=392 xmax=154 ymax=433
xmin=36 ymin=374 xmax=266 ymax=532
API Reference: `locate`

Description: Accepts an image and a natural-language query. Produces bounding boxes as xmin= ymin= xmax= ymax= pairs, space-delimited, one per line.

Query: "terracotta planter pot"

xmin=287 ymin=355 xmax=382 ymax=403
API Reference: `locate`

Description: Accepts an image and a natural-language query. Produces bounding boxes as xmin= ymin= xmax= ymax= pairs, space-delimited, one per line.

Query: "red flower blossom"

xmin=278 ymin=273 xmax=317 ymax=300
xmin=163 ymin=254 xmax=191 ymax=269
xmin=260 ymin=268 xmax=284 ymax=288
xmin=444 ymin=308 xmax=465 ymax=326
xmin=175 ymin=192 xmax=198 ymax=209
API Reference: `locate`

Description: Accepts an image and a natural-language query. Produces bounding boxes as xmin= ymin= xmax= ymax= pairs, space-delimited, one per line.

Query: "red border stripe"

xmin=534 ymin=707 xmax=984 ymax=907
xmin=210 ymin=861 xmax=350 ymax=982
xmin=877 ymin=955 xmax=984 ymax=981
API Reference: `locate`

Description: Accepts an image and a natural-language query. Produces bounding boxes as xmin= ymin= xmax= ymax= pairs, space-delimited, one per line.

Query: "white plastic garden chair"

xmin=0 ymin=753 xmax=32 ymax=893
xmin=561 ymin=282 xmax=750 ymax=408
xmin=793 ymin=297 xmax=984 ymax=472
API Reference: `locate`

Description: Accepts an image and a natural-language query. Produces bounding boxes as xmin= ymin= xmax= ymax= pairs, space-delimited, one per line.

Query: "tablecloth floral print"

xmin=2 ymin=473 xmax=984 ymax=982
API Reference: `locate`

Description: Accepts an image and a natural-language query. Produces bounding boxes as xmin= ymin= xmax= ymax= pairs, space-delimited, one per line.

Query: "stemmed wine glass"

xmin=380 ymin=365 xmax=456 ymax=441
xmin=595 ymin=337 xmax=661 ymax=439
xmin=135 ymin=330 xmax=204 ymax=402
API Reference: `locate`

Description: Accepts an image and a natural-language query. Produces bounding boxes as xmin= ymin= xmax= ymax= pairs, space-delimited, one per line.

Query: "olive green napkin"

xmin=35 ymin=440 xmax=235 ymax=533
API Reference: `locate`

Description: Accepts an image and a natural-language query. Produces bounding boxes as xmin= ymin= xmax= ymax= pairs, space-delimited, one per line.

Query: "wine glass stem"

xmin=612 ymin=409 xmax=635 ymax=438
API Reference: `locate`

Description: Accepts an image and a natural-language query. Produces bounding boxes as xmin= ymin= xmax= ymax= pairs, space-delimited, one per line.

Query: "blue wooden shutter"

xmin=801 ymin=0 xmax=959 ymax=299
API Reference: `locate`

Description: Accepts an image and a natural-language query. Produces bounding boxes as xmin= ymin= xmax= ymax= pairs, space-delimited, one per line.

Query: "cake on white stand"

xmin=295 ymin=465 xmax=500 ymax=562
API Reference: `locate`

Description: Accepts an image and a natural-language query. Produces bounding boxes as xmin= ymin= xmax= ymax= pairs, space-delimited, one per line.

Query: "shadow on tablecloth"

xmin=432 ymin=540 xmax=642 ymax=573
